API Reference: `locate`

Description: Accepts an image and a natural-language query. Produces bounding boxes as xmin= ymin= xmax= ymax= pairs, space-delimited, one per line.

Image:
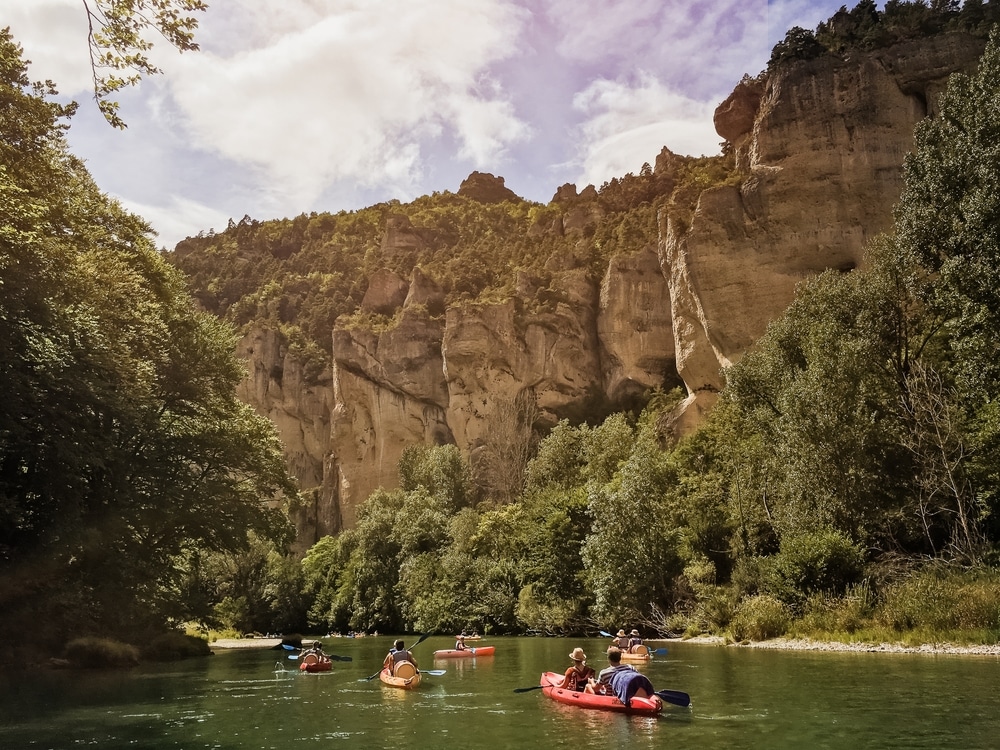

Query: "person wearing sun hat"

xmin=557 ymin=647 xmax=596 ymax=692
xmin=610 ymin=629 xmax=630 ymax=651
xmin=628 ymin=629 xmax=643 ymax=651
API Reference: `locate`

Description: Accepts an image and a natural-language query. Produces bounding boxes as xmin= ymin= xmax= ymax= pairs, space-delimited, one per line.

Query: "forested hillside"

xmin=169 ymin=158 xmax=727 ymax=373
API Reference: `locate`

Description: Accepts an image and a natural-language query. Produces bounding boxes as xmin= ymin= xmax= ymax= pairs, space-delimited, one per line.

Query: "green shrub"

xmin=877 ymin=567 xmax=1000 ymax=631
xmin=64 ymin=637 xmax=140 ymax=669
xmin=774 ymin=530 xmax=864 ymax=598
xmin=730 ymin=594 xmax=791 ymax=641
xmin=798 ymin=582 xmax=874 ymax=634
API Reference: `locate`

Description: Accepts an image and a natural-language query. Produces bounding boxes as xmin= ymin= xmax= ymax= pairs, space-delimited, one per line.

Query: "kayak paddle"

xmin=513 ymin=684 xmax=546 ymax=693
xmin=420 ymin=669 xmax=447 ymax=676
xmin=655 ymin=688 xmax=691 ymax=707
xmin=287 ymin=653 xmax=352 ymax=661
xmin=514 ymin=678 xmax=560 ymax=693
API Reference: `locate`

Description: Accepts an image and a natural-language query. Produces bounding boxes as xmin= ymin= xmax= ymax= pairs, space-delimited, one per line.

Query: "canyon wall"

xmin=239 ymin=34 xmax=986 ymax=544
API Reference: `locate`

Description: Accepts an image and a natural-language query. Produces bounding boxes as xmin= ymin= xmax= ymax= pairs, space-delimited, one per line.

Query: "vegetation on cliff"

xmin=168 ymin=154 xmax=729 ymax=374
xmin=770 ymin=0 xmax=1000 ymax=68
xmin=0 ymin=29 xmax=296 ymax=664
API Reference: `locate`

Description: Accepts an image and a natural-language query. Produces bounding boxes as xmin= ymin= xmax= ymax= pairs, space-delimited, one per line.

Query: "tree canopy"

xmin=0 ymin=28 xmax=295 ymax=659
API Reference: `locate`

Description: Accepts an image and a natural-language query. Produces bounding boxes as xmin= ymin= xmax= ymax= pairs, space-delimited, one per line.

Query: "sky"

xmin=3 ymin=0 xmax=853 ymax=250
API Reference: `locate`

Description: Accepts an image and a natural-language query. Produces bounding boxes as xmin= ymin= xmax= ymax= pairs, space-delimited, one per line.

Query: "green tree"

xmin=0 ymin=30 xmax=295 ymax=656
xmin=82 ymin=0 xmax=207 ymax=127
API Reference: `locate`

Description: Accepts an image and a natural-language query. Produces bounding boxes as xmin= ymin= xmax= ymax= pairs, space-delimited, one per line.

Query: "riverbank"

xmin=210 ymin=638 xmax=282 ymax=649
xmin=662 ymin=635 xmax=1000 ymax=655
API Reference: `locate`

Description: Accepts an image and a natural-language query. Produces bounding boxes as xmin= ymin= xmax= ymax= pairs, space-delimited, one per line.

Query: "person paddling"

xmin=628 ymin=629 xmax=643 ymax=652
xmin=384 ymin=639 xmax=418 ymax=672
xmin=557 ymin=647 xmax=596 ymax=692
xmin=610 ymin=629 xmax=631 ymax=651
xmin=301 ymin=641 xmax=330 ymax=666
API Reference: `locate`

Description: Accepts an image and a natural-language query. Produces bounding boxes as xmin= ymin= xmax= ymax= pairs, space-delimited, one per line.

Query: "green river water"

xmin=1 ymin=635 xmax=998 ymax=749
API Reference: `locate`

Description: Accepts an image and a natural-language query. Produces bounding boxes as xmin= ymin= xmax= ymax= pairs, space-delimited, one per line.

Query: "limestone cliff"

xmin=235 ymin=33 xmax=987 ymax=535
xmin=663 ymin=32 xmax=986 ymax=420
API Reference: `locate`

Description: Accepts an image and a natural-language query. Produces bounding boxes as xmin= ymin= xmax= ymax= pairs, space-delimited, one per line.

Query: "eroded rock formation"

xmin=237 ymin=34 xmax=987 ymax=537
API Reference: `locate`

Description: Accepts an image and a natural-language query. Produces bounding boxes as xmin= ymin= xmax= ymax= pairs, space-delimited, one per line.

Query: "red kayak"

xmin=432 ymin=646 xmax=495 ymax=658
xmin=539 ymin=672 xmax=662 ymax=716
xmin=299 ymin=654 xmax=332 ymax=672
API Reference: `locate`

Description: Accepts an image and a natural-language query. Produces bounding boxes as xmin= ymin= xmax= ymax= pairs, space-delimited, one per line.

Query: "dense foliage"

xmin=770 ymin=0 xmax=1000 ymax=68
xmin=0 ymin=28 xmax=296 ymax=662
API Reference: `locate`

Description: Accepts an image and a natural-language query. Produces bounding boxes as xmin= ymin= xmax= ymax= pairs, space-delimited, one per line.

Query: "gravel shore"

xmin=664 ymin=635 xmax=1000 ymax=655
xmin=210 ymin=638 xmax=283 ymax=650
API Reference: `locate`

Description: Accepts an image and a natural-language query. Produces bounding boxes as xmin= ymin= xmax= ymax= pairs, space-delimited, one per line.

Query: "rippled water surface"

xmin=1 ymin=636 xmax=998 ymax=749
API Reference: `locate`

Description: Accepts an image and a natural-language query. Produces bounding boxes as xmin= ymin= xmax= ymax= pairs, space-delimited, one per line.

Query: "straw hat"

xmin=630 ymin=629 xmax=639 ymax=636
xmin=616 ymin=629 xmax=626 ymax=637
xmin=569 ymin=647 xmax=587 ymax=662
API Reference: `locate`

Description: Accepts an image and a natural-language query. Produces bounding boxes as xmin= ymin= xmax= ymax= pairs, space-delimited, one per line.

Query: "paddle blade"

xmin=513 ymin=684 xmax=545 ymax=693
xmin=329 ymin=655 xmax=353 ymax=662
xmin=287 ymin=654 xmax=300 ymax=659
xmin=599 ymin=631 xmax=613 ymax=638
xmin=651 ymin=648 xmax=668 ymax=655
xmin=655 ymin=689 xmax=691 ymax=707
xmin=421 ymin=669 xmax=447 ymax=676
xmin=282 ymin=644 xmax=299 ymax=651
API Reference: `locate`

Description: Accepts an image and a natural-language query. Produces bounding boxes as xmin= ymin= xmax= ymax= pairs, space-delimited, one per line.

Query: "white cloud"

xmin=161 ymin=0 xmax=530 ymax=207
xmin=115 ymin=192 xmax=230 ymax=250
xmin=0 ymin=0 xmax=92 ymax=94
xmin=571 ymin=72 xmax=720 ymax=188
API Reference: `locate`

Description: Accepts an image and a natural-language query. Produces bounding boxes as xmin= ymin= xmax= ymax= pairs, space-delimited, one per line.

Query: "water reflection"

xmin=1 ymin=637 xmax=999 ymax=749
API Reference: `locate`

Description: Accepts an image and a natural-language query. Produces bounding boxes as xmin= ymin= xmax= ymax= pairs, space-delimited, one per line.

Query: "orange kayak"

xmin=620 ymin=645 xmax=651 ymax=662
xmin=379 ymin=660 xmax=422 ymax=689
xmin=432 ymin=646 xmax=495 ymax=658
xmin=299 ymin=654 xmax=332 ymax=672
xmin=539 ymin=672 xmax=662 ymax=715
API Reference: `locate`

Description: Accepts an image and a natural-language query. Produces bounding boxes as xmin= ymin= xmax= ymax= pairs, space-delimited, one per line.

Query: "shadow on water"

xmin=1 ymin=636 xmax=999 ymax=749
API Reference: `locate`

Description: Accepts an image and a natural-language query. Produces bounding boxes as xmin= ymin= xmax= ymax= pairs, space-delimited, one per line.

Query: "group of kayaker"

xmin=609 ymin=628 xmax=644 ymax=652
xmin=555 ymin=632 xmax=660 ymax=708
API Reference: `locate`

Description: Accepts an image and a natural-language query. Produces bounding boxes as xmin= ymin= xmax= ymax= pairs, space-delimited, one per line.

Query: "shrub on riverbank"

xmin=64 ymin=638 xmax=140 ymax=669
xmin=877 ymin=567 xmax=1000 ymax=631
xmin=730 ymin=594 xmax=791 ymax=641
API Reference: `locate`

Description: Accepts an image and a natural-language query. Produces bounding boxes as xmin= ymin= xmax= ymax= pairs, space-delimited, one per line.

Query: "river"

xmin=1 ymin=635 xmax=997 ymax=749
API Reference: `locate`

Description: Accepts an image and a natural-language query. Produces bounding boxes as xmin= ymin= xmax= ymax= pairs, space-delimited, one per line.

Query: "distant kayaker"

xmin=454 ymin=635 xmax=467 ymax=651
xmin=558 ymin=647 xmax=596 ymax=692
xmin=628 ymin=629 xmax=643 ymax=652
xmin=589 ymin=647 xmax=661 ymax=708
xmin=610 ymin=629 xmax=630 ymax=651
xmin=384 ymin=639 xmax=418 ymax=671
xmin=302 ymin=641 xmax=329 ymax=663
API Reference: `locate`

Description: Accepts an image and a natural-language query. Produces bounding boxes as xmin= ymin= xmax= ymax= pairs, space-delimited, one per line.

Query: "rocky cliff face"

xmin=238 ymin=33 xmax=986 ymax=538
